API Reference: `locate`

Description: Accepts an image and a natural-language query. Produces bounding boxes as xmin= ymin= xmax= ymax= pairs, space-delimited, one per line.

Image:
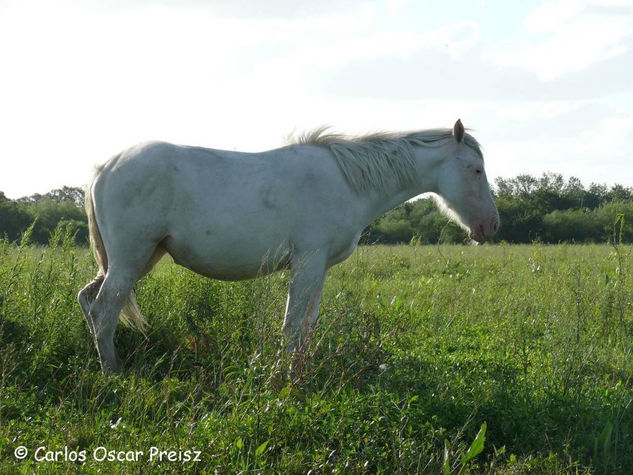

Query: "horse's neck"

xmin=361 ymin=147 xmax=444 ymax=225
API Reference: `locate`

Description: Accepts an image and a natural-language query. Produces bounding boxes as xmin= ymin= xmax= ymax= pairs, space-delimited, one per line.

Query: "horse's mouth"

xmin=469 ymin=224 xmax=486 ymax=243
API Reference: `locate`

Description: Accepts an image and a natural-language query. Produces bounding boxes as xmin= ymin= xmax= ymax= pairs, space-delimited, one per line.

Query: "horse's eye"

xmin=475 ymin=169 xmax=482 ymax=174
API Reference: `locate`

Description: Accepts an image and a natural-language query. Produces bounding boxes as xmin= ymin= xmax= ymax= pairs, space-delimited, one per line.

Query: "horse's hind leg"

xmin=88 ymin=271 xmax=136 ymax=374
xmin=77 ymin=275 xmax=105 ymax=335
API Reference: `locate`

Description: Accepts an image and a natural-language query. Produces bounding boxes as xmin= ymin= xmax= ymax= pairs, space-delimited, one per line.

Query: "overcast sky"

xmin=1 ymin=0 xmax=632 ymax=198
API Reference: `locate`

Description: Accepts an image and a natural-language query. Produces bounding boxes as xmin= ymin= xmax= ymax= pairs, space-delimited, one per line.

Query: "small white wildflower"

xmin=110 ymin=417 xmax=123 ymax=429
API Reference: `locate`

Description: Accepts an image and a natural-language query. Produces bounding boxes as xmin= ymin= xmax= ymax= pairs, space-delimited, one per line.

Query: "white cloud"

xmin=526 ymin=0 xmax=586 ymax=31
xmin=386 ymin=0 xmax=412 ymax=14
xmin=488 ymin=109 xmax=633 ymax=187
xmin=487 ymin=0 xmax=633 ymax=80
xmin=0 ymin=0 xmax=632 ymax=197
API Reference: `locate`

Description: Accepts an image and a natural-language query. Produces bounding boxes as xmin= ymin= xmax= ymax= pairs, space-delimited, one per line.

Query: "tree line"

xmin=367 ymin=173 xmax=633 ymax=244
xmin=0 ymin=187 xmax=88 ymax=245
xmin=1 ymin=173 xmax=632 ymax=246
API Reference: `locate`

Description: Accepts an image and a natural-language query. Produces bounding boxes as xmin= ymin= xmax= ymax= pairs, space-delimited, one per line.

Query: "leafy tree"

xmin=583 ymin=183 xmax=608 ymax=209
xmin=607 ymin=184 xmax=633 ymax=203
xmin=17 ymin=186 xmax=85 ymax=207
xmin=1 ymin=189 xmax=87 ymax=245
xmin=0 ymin=192 xmax=32 ymax=241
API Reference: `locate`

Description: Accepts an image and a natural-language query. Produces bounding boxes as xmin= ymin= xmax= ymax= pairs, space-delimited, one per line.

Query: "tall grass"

xmin=0 ymin=230 xmax=632 ymax=472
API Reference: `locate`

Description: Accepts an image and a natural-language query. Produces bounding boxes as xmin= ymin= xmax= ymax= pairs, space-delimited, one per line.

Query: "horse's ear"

xmin=453 ymin=119 xmax=464 ymax=143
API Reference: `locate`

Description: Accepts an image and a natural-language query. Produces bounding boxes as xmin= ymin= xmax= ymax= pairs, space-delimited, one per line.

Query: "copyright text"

xmin=13 ymin=445 xmax=202 ymax=463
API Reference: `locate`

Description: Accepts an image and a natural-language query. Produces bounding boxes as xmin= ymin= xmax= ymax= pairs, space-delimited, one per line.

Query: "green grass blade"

xmin=461 ymin=422 xmax=486 ymax=465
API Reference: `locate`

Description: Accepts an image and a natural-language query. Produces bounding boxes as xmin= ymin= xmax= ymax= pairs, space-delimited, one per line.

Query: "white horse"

xmin=78 ymin=120 xmax=499 ymax=373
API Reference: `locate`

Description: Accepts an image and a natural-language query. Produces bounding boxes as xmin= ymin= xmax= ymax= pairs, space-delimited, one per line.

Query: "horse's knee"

xmin=284 ymin=319 xmax=314 ymax=354
xmin=283 ymin=327 xmax=300 ymax=353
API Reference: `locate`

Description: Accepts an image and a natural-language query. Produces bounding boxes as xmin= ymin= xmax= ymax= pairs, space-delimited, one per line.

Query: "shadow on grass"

xmin=3 ymin=303 xmax=631 ymax=473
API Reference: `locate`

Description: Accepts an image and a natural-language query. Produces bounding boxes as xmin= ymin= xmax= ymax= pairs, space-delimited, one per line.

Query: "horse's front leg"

xmin=282 ymin=253 xmax=328 ymax=360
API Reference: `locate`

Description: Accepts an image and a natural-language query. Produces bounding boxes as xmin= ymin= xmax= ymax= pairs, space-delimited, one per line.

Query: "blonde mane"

xmin=287 ymin=126 xmax=482 ymax=194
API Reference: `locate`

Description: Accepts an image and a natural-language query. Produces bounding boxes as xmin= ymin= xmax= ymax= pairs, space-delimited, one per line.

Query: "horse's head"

xmin=434 ymin=120 xmax=499 ymax=243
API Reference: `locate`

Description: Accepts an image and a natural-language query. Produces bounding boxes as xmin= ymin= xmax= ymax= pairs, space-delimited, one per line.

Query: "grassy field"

xmin=0 ymin=231 xmax=632 ymax=473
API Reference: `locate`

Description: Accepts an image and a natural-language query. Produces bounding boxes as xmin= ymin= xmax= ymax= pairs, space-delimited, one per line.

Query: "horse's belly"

xmin=161 ymin=232 xmax=291 ymax=281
